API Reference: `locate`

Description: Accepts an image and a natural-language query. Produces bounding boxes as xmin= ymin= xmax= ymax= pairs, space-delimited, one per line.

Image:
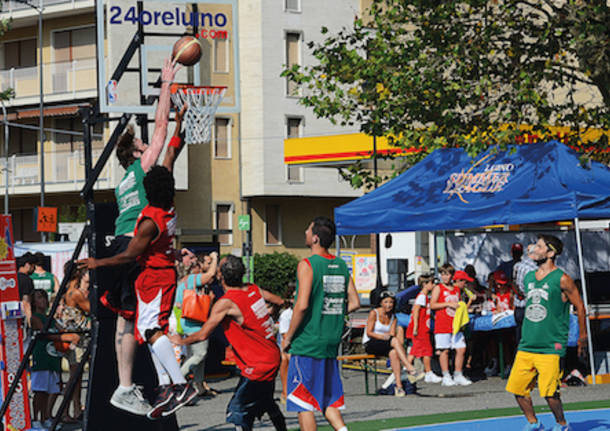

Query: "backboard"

xmin=96 ymin=0 xmax=240 ymax=115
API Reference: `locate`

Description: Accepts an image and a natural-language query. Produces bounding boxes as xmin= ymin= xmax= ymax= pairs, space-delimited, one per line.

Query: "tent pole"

xmin=574 ymin=217 xmax=596 ymax=384
xmin=336 ymin=234 xmax=341 ymax=258
xmin=433 ymin=231 xmax=438 ymax=276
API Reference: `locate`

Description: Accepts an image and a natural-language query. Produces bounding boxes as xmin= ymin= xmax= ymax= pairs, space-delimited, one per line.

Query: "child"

xmin=30 ymin=289 xmax=78 ymax=429
xmin=492 ymin=270 xmax=514 ymax=312
xmin=277 ymin=282 xmax=295 ymax=403
xmin=430 ymin=264 xmax=473 ymax=386
xmin=406 ymin=275 xmax=442 ymax=383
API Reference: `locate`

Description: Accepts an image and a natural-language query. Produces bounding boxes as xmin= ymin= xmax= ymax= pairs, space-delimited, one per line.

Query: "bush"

xmin=253 ymin=252 xmax=300 ymax=298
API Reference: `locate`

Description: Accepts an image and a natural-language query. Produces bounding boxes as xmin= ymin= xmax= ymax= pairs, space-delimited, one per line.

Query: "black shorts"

xmin=365 ymin=338 xmax=393 ymax=356
xmin=105 ymin=235 xmax=139 ymax=314
xmin=226 ymin=376 xmax=282 ymax=430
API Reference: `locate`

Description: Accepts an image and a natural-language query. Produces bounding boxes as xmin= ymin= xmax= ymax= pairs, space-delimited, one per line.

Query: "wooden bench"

xmin=337 ymin=353 xmax=384 ymax=395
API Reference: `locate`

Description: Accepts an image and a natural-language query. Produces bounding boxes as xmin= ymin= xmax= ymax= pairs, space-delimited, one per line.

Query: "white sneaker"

xmin=424 ymin=372 xmax=442 ymax=383
xmin=110 ymin=385 xmax=152 ymax=416
xmin=441 ymin=375 xmax=456 ymax=386
xmin=454 ymin=374 xmax=472 ymax=386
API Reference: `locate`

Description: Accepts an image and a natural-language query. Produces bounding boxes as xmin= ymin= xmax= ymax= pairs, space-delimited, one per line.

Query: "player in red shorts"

xmin=80 ymin=166 xmax=196 ymax=419
xmin=170 ymin=255 xmax=287 ymax=431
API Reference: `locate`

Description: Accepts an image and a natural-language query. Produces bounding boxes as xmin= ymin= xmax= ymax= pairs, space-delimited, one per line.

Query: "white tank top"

xmin=362 ymin=309 xmax=395 ymax=344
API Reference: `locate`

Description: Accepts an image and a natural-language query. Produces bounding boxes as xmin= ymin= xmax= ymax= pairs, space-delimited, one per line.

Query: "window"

xmin=3 ymin=39 xmax=36 ymax=69
xmin=286 ymin=117 xmax=303 ymax=182
xmin=214 ymin=37 xmax=229 ymax=73
xmin=8 ymin=121 xmax=37 ymax=155
xmin=214 ymin=118 xmax=230 ymax=158
xmin=265 ymin=204 xmax=281 ymax=245
xmin=285 ymin=0 xmax=301 ymax=12
xmin=215 ymin=203 xmax=232 ymax=245
xmin=12 ymin=209 xmax=38 ymax=242
xmin=53 ymin=27 xmax=95 ymax=92
xmin=54 ymin=117 xmax=103 ymax=152
xmin=285 ymin=32 xmax=301 ymax=96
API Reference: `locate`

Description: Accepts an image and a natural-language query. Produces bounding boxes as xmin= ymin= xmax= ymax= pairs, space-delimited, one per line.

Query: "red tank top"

xmin=134 ymin=205 xmax=176 ymax=268
xmin=434 ymin=283 xmax=460 ymax=334
xmin=496 ymin=292 xmax=512 ymax=312
xmin=221 ymin=284 xmax=280 ymax=381
xmin=406 ymin=292 xmax=430 ymax=338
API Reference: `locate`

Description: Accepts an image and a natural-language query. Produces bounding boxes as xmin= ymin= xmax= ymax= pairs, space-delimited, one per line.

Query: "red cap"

xmin=511 ymin=243 xmax=523 ymax=252
xmin=493 ymin=270 xmax=509 ymax=285
xmin=453 ymin=270 xmax=474 ymax=282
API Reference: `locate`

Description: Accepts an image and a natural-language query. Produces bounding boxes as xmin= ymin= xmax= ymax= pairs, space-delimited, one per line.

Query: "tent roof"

xmin=335 ymin=141 xmax=610 ymax=235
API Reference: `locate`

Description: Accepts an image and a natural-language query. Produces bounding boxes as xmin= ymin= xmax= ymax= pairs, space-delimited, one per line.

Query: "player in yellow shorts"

xmin=505 ymin=235 xmax=588 ymax=431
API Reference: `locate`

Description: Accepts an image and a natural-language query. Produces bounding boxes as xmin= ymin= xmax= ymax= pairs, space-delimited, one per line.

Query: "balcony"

xmin=0 ymin=148 xmax=115 ymax=194
xmin=0 ymin=0 xmax=93 ymax=15
xmin=0 ymin=57 xmax=97 ymax=105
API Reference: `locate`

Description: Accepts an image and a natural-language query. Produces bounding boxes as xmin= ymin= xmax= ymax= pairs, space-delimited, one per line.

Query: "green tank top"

xmin=114 ymin=159 xmax=148 ymax=236
xmin=290 ymin=254 xmax=350 ymax=358
xmin=30 ymin=271 xmax=55 ymax=296
xmin=31 ymin=312 xmax=62 ymax=372
xmin=519 ymin=268 xmax=570 ymax=356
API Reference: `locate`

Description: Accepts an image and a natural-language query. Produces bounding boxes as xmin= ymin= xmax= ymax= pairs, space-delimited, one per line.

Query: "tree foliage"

xmin=0 ymin=19 xmax=14 ymax=101
xmin=283 ymin=0 xmax=610 ymax=189
xmin=253 ymin=252 xmax=299 ymax=298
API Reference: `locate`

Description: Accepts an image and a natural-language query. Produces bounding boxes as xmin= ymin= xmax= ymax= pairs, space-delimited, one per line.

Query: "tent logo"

xmin=443 ymin=154 xmax=514 ymax=203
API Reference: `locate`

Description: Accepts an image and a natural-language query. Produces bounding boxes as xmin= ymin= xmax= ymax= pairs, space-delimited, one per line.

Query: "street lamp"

xmin=1 ymin=101 xmax=8 ymax=215
xmin=11 ymin=0 xmax=45 ymax=241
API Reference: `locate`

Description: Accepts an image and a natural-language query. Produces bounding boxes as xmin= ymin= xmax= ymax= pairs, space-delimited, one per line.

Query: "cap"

xmin=511 ymin=243 xmax=523 ymax=252
xmin=493 ymin=270 xmax=509 ymax=285
xmin=453 ymin=270 xmax=474 ymax=282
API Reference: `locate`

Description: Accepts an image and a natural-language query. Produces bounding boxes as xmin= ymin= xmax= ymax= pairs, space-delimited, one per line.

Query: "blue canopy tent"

xmin=335 ymin=141 xmax=610 ymax=382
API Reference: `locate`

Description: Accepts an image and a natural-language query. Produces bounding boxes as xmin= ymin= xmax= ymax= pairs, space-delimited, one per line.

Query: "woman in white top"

xmin=364 ymin=290 xmax=424 ymax=396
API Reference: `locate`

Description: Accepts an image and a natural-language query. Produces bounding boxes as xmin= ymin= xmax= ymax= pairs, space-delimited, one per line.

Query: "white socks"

xmin=338 ymin=427 xmax=348 ymax=431
xmin=150 ymin=335 xmax=186 ymax=384
xmin=148 ymin=345 xmax=171 ymax=385
xmin=442 ymin=371 xmax=451 ymax=377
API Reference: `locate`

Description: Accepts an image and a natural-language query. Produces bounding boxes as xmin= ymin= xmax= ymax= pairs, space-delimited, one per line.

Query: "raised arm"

xmin=140 ymin=58 xmax=181 ymax=172
xmin=260 ymin=288 xmax=285 ymax=306
xmin=162 ymin=104 xmax=187 ymax=172
xmin=560 ymin=273 xmax=588 ymax=357
xmin=78 ymin=219 xmax=157 ymax=269
xmin=170 ymin=298 xmax=232 ymax=345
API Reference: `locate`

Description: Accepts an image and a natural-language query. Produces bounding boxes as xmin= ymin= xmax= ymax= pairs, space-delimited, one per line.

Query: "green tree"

xmin=0 ymin=19 xmax=14 ymax=101
xmin=253 ymin=252 xmax=299 ymax=298
xmin=283 ymin=0 xmax=610 ymax=189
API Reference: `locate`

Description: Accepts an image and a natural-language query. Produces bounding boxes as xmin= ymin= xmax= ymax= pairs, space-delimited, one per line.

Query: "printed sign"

xmin=0 ymin=215 xmax=31 ymax=431
xmin=352 ymin=254 xmax=377 ymax=297
xmin=238 ymin=215 xmax=250 ymax=231
xmin=36 ymin=207 xmax=58 ymax=233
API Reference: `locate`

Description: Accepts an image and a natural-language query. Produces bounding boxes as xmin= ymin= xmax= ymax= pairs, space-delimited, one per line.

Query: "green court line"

xmin=290 ymin=399 xmax=610 ymax=431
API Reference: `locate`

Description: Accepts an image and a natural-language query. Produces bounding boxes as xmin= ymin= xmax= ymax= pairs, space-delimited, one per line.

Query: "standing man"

xmin=17 ymin=252 xmax=35 ymax=324
xmin=98 ymin=57 xmax=190 ymax=415
xmin=30 ymin=252 xmax=59 ymax=298
xmin=512 ymin=244 xmax=537 ymax=345
xmin=170 ymin=255 xmax=287 ymax=431
xmin=506 ymin=235 xmax=588 ymax=431
xmin=497 ymin=242 xmax=524 ymax=282
xmin=282 ymin=217 xmax=360 ymax=431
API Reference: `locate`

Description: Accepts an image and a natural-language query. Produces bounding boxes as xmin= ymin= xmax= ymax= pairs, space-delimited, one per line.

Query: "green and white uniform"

xmin=519 ymin=268 xmax=570 ymax=356
xmin=290 ymin=254 xmax=350 ymax=358
xmin=114 ymin=159 xmax=148 ymax=236
xmin=30 ymin=271 xmax=55 ymax=297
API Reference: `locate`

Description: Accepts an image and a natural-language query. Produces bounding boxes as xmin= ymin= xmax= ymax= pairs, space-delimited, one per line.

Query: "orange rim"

xmin=170 ymin=83 xmax=227 ymax=95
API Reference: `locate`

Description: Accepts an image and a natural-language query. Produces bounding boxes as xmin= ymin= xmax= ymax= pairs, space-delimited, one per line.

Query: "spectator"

xmin=512 ymin=244 xmax=537 ymax=345
xmin=17 ymin=253 xmax=36 ymax=325
xmin=363 ymin=290 xmax=424 ymax=397
xmin=56 ymin=264 xmax=91 ymax=423
xmin=406 ymin=275 xmax=442 ymax=384
xmin=30 ymin=252 xmax=59 ymax=299
xmin=430 ymin=265 xmax=473 ymax=386
xmin=174 ymin=252 xmax=218 ymax=397
xmin=492 ymin=270 xmax=513 ymax=312
xmin=496 ymin=243 xmax=523 ymax=282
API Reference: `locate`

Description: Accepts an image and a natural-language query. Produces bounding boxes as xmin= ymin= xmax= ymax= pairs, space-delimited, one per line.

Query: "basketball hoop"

xmin=170 ymin=84 xmax=227 ymax=144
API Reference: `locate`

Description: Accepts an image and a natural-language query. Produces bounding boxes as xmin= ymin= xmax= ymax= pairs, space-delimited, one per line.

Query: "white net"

xmin=170 ymin=85 xmax=227 ymax=144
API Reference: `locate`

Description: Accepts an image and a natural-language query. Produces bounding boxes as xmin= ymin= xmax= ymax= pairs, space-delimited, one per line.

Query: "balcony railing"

xmin=0 ymin=57 xmax=96 ymax=100
xmin=0 ymin=148 xmax=113 ymax=192
xmin=1 ymin=0 xmax=90 ymax=14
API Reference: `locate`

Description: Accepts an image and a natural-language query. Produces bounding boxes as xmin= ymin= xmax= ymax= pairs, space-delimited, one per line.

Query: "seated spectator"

xmin=363 ymin=290 xmax=424 ymax=396
xmin=492 ymin=270 xmax=514 ymax=312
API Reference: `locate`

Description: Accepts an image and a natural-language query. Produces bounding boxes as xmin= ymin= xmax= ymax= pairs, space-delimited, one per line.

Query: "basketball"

xmin=172 ymin=36 xmax=202 ymax=66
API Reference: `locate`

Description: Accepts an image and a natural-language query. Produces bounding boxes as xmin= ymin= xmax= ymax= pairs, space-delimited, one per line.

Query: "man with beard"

xmin=505 ymin=234 xmax=588 ymax=431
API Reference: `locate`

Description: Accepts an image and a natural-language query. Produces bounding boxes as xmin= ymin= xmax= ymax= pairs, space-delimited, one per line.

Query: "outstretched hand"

xmin=77 ymin=258 xmax=97 ymax=270
xmin=162 ymin=57 xmax=181 ymax=84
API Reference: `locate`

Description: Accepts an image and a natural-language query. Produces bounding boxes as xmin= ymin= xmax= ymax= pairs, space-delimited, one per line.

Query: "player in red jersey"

xmin=79 ymin=166 xmax=196 ymax=419
xmin=170 ymin=255 xmax=287 ymax=431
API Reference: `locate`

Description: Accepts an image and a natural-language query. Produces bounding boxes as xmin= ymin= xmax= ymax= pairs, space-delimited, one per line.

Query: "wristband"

xmin=169 ymin=136 xmax=181 ymax=149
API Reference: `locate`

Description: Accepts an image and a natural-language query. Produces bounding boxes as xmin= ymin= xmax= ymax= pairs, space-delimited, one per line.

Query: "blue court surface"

xmin=385 ymin=408 xmax=610 ymax=431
